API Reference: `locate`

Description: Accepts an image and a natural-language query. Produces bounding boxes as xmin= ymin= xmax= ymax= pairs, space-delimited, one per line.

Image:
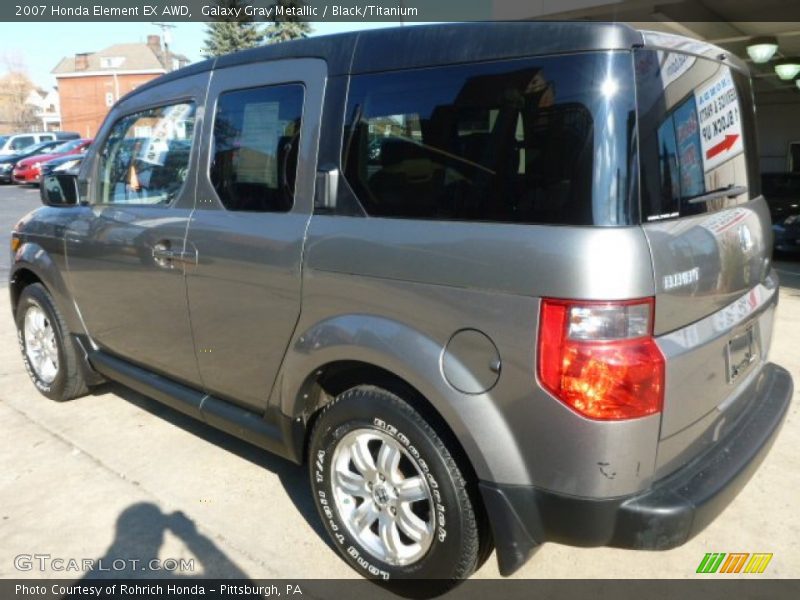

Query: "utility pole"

xmin=151 ymin=22 xmax=177 ymax=71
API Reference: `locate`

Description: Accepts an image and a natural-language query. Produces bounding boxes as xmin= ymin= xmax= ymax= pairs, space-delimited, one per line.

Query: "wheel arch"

xmin=10 ymin=244 xmax=103 ymax=387
xmin=299 ymin=360 xmax=480 ymax=481
xmin=275 ymin=313 xmax=530 ymax=486
xmin=10 ymin=242 xmax=84 ymax=335
xmin=9 ymin=266 xmax=43 ymax=311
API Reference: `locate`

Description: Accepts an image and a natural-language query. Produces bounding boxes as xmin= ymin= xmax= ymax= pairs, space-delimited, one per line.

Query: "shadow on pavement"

xmin=89 ymin=381 xmax=332 ymax=551
xmin=77 ymin=502 xmax=250 ymax=580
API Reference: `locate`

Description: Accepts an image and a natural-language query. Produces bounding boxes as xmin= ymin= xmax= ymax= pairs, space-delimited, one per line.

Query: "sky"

xmin=0 ymin=21 xmax=407 ymax=90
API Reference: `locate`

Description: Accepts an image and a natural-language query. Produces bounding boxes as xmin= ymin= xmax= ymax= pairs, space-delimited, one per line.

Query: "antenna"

xmin=151 ymin=22 xmax=177 ymax=71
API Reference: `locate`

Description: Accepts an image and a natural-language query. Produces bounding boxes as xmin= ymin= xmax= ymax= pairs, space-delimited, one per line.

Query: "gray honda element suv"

xmin=10 ymin=22 xmax=793 ymax=586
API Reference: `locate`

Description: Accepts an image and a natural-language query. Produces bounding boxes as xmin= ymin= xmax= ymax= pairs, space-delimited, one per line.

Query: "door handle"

xmin=152 ymin=242 xmax=197 ymax=268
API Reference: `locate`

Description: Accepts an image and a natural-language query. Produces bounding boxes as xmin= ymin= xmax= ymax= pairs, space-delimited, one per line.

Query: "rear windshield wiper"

xmin=685 ymin=184 xmax=748 ymax=205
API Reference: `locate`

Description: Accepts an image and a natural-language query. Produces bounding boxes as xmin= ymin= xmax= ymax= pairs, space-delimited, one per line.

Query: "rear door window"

xmin=342 ymin=52 xmax=637 ymax=225
xmin=210 ymin=84 xmax=304 ymax=212
xmin=635 ymin=49 xmax=759 ymax=222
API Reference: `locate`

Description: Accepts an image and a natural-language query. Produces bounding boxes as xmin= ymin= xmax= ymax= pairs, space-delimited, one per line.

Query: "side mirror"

xmin=41 ymin=173 xmax=79 ymax=207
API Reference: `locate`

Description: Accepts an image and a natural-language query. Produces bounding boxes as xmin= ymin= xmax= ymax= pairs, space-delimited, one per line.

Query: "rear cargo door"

xmin=634 ymin=47 xmax=775 ymax=444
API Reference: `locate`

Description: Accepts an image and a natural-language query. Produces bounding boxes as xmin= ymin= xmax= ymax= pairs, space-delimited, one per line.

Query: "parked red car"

xmin=12 ymin=138 xmax=92 ymax=184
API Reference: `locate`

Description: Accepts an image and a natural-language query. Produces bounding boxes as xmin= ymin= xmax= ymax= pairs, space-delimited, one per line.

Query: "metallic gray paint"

xmin=657 ymin=278 xmax=777 ymax=437
xmin=11 ymin=209 xmax=87 ymax=335
xmin=64 ymin=205 xmax=200 ymax=385
xmin=642 ymin=198 xmax=775 ymax=475
xmin=304 ymin=217 xmax=656 ymax=299
xmin=277 ymin=270 xmax=526 ymax=484
xmin=283 ymin=216 xmax=660 ymax=494
xmin=63 ymin=71 xmax=211 ymax=386
xmin=654 ymin=276 xmax=778 ymax=477
xmin=441 ymin=329 xmax=501 ymax=395
xmin=277 ymin=266 xmax=661 ymax=496
xmin=185 ymin=59 xmax=325 ymax=412
xmin=642 ymin=198 xmax=773 ymax=335
xmin=6 ymin=33 xmax=787 ymax=509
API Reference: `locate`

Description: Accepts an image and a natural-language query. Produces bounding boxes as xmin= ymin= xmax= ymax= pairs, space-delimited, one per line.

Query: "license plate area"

xmin=726 ymin=326 xmax=757 ymax=384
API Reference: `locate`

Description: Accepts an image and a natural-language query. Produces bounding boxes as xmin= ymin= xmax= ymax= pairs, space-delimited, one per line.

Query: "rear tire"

xmin=15 ymin=283 xmax=88 ymax=401
xmin=309 ymin=385 xmax=485 ymax=590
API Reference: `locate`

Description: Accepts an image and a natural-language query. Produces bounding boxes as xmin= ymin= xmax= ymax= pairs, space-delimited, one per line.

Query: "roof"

xmin=127 ymin=22 xmax=644 ymax=100
xmin=52 ymin=42 xmax=188 ymax=76
xmin=216 ymin=21 xmax=644 ymax=75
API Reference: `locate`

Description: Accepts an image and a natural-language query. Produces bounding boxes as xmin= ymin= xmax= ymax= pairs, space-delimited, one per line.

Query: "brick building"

xmin=52 ymin=35 xmax=188 ymax=137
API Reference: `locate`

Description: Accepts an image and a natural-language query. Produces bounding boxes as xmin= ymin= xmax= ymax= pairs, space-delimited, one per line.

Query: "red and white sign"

xmin=694 ymin=68 xmax=744 ymax=172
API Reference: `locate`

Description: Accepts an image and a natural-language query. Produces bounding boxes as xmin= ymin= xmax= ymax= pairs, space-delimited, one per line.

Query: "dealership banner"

xmin=3 ymin=0 xmax=800 ymax=22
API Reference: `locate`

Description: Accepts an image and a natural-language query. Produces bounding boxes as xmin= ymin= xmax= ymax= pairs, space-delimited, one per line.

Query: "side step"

xmin=89 ymin=350 xmax=303 ymax=463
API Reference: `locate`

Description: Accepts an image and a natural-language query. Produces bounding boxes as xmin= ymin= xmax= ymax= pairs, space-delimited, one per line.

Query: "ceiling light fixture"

xmin=775 ymin=58 xmax=800 ymax=80
xmin=746 ymin=36 xmax=779 ymax=64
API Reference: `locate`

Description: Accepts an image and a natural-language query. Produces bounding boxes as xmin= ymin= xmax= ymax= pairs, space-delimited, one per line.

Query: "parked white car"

xmin=0 ymin=131 xmax=78 ymax=156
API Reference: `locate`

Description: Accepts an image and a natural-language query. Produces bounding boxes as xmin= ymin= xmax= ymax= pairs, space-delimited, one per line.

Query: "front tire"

xmin=15 ymin=283 xmax=88 ymax=401
xmin=309 ymin=385 xmax=484 ymax=588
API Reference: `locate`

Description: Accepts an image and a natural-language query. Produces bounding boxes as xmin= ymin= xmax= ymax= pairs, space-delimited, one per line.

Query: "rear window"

xmin=635 ymin=49 xmax=760 ymax=222
xmin=342 ymin=52 xmax=637 ymax=226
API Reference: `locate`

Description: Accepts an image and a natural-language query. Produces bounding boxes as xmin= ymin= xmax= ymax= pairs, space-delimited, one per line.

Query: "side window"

xmin=342 ymin=53 xmax=636 ymax=226
xmin=97 ymin=102 xmax=196 ymax=205
xmin=11 ymin=136 xmax=35 ymax=150
xmin=210 ymin=84 xmax=304 ymax=212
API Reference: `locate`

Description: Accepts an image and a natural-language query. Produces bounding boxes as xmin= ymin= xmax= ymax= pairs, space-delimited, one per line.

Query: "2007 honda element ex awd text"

xmin=10 ymin=22 xmax=793 ymax=587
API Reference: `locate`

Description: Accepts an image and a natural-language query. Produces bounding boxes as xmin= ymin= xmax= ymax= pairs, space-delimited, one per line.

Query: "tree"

xmin=202 ymin=0 xmax=265 ymax=58
xmin=264 ymin=1 xmax=313 ymax=44
xmin=0 ymin=55 xmax=38 ymax=132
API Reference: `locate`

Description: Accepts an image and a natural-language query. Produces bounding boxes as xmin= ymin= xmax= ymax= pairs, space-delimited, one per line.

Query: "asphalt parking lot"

xmin=0 ymin=183 xmax=798 ymax=583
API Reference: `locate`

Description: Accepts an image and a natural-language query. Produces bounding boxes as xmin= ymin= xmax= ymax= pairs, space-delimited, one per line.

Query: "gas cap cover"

xmin=441 ymin=329 xmax=501 ymax=394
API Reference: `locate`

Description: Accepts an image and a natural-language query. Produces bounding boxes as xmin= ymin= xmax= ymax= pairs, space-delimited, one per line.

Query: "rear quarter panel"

xmin=278 ymin=216 xmax=661 ymax=497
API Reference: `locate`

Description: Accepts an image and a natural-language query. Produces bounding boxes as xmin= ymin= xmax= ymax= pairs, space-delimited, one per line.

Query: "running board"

xmin=88 ymin=350 xmax=303 ymax=463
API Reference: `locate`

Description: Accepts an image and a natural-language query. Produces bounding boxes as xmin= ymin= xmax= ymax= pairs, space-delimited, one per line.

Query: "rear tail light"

xmin=537 ymin=298 xmax=664 ymax=420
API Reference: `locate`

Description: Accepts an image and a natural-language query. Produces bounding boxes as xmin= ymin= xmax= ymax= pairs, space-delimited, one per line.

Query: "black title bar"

xmin=3 ymin=0 xmax=800 ymax=22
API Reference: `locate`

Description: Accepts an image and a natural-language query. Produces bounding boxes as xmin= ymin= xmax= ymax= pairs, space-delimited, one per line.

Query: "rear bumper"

xmin=480 ymin=363 xmax=792 ymax=576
